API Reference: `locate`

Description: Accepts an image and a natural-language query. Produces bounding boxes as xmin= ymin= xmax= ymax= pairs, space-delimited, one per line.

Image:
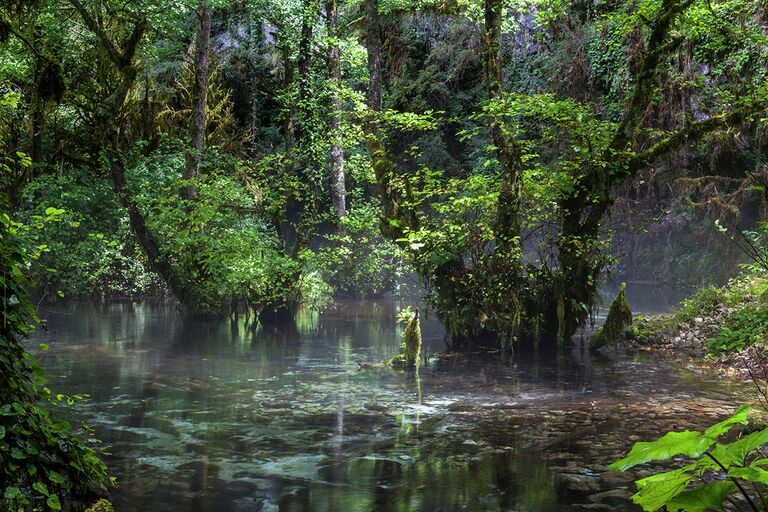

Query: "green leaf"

xmin=33 ymin=481 xmax=49 ymax=496
xmin=47 ymin=494 xmax=62 ymax=510
xmin=729 ymin=466 xmax=768 ymax=484
xmin=709 ymin=427 xmax=768 ymax=468
xmin=612 ymin=407 xmax=750 ymax=472
xmin=703 ymin=406 xmax=749 ymax=438
xmin=0 ymin=426 xmax=4 ymax=439
xmin=665 ymin=481 xmax=737 ymax=512
xmin=632 ymin=468 xmax=694 ymax=512
xmin=3 ymin=486 xmax=22 ymax=500
xmin=47 ymin=470 xmax=65 ymax=484
xmin=610 ymin=431 xmax=713 ymax=471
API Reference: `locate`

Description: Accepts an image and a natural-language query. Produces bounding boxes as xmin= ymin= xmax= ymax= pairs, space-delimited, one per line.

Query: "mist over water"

xmin=31 ymin=301 xmax=750 ymax=511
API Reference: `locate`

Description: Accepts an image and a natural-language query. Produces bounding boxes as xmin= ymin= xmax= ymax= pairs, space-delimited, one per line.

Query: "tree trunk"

xmin=364 ymin=0 xmax=408 ymax=238
xmin=326 ymin=0 xmax=346 ymax=232
xmin=547 ymin=0 xmax=697 ymax=339
xmin=182 ymin=1 xmax=212 ymax=201
xmin=290 ymin=0 xmax=321 ymax=258
xmin=69 ymin=0 xmax=205 ymax=310
xmin=482 ymin=0 xmax=523 ymax=253
xmin=281 ymin=44 xmax=296 ymax=152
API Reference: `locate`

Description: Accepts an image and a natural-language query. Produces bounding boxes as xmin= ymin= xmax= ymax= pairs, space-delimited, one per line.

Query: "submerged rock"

xmin=555 ymin=472 xmax=601 ymax=492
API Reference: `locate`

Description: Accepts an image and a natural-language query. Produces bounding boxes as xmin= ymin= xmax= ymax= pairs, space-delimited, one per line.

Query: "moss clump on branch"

xmin=590 ymin=283 xmax=633 ymax=350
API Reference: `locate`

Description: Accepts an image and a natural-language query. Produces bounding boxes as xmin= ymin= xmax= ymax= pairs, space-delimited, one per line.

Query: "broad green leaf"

xmin=632 ymin=469 xmax=694 ymax=511
xmin=612 ymin=407 xmax=750 ymax=472
xmin=3 ymin=486 xmax=22 ymax=499
xmin=610 ymin=431 xmax=712 ymax=471
xmin=47 ymin=494 xmax=62 ymax=510
xmin=709 ymin=427 xmax=768 ymax=468
xmin=0 ymin=426 xmax=4 ymax=439
xmin=703 ymin=406 xmax=749 ymax=438
xmin=729 ymin=466 xmax=768 ymax=484
xmin=666 ymin=481 xmax=737 ymax=512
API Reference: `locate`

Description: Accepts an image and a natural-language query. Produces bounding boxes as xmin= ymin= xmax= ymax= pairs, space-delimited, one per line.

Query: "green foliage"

xmin=84 ymin=499 xmax=115 ymax=512
xmin=2 ymin=0 xmax=766 ymax=346
xmin=612 ymin=406 xmax=768 ymax=512
xmin=1 ymin=212 xmax=109 ymax=511
xmin=17 ymin=169 xmax=163 ymax=299
xmin=132 ymin=144 xmax=321 ymax=315
xmin=316 ymin=203 xmax=405 ymax=297
xmin=707 ymin=306 xmax=768 ymax=354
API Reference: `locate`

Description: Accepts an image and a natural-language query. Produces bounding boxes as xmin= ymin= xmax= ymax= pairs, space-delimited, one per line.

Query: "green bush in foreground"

xmin=1 ymin=213 xmax=110 ymax=511
xmin=612 ymin=406 xmax=768 ymax=511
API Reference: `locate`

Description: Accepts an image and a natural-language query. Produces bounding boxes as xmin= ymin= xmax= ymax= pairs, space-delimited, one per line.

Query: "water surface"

xmin=32 ymin=301 xmax=751 ymax=511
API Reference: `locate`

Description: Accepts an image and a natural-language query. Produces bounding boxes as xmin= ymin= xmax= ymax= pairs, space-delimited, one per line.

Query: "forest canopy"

xmin=1 ymin=0 xmax=766 ymax=346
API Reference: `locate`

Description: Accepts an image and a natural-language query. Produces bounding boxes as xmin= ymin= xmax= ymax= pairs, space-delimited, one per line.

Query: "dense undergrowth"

xmin=0 ymin=213 xmax=110 ymax=511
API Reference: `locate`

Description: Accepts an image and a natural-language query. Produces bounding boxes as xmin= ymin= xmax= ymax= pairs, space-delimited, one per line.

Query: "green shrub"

xmin=315 ymin=203 xmax=405 ymax=297
xmin=612 ymin=406 xmax=768 ymax=512
xmin=707 ymin=306 xmax=768 ymax=353
xmin=1 ymin=213 xmax=109 ymax=511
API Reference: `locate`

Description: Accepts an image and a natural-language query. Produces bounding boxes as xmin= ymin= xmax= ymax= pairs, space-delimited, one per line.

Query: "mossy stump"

xmin=403 ymin=308 xmax=422 ymax=367
xmin=590 ymin=283 xmax=633 ymax=350
xmin=386 ymin=308 xmax=422 ymax=367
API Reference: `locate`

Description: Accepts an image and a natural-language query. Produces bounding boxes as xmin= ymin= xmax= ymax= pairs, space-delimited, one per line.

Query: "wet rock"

xmin=588 ymin=488 xmax=633 ymax=507
xmin=555 ymin=472 xmax=601 ymax=492
xmin=598 ymin=470 xmax=634 ymax=486
xmin=447 ymin=402 xmax=476 ymax=412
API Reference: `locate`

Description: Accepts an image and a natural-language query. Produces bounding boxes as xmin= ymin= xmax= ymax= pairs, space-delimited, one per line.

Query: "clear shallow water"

xmin=30 ymin=301 xmax=751 ymax=512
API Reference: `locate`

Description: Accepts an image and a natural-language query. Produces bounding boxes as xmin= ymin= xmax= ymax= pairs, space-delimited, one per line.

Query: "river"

xmin=30 ymin=300 xmax=751 ymax=511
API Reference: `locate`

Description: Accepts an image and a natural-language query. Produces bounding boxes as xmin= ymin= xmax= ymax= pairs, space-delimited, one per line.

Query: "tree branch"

xmin=610 ymin=0 xmax=695 ymax=152
xmin=630 ymin=102 xmax=767 ymax=169
xmin=67 ymin=0 xmax=122 ymax=65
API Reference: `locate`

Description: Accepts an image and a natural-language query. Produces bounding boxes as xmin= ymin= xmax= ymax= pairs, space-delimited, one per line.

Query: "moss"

xmin=85 ymin=500 xmax=115 ymax=512
xmin=590 ymin=283 xmax=633 ymax=350
xmin=385 ymin=308 xmax=422 ymax=367
xmin=402 ymin=308 xmax=422 ymax=367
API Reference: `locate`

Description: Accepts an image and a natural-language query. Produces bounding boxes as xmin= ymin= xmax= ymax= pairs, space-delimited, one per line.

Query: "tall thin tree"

xmin=182 ymin=0 xmax=212 ymax=201
xmin=326 ymin=0 xmax=345 ymax=232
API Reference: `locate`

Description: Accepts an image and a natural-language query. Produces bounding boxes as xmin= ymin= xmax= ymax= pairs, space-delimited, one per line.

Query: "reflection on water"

xmin=31 ymin=301 xmax=750 ymax=512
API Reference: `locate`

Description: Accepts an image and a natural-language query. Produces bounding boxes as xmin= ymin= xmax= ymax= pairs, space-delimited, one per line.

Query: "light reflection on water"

xmin=31 ymin=300 xmax=750 ymax=512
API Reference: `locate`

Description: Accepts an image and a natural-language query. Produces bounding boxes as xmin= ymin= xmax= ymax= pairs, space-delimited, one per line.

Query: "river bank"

xmin=608 ymin=271 xmax=768 ymax=380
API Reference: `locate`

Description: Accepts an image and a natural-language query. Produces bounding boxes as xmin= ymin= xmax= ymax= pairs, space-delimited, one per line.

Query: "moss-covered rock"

xmin=590 ymin=283 xmax=633 ymax=350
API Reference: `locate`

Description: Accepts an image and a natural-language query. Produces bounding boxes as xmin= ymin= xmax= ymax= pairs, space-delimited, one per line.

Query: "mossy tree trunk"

xmin=326 ymin=0 xmax=346 ymax=234
xmin=68 ymin=0 xmax=207 ymax=312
